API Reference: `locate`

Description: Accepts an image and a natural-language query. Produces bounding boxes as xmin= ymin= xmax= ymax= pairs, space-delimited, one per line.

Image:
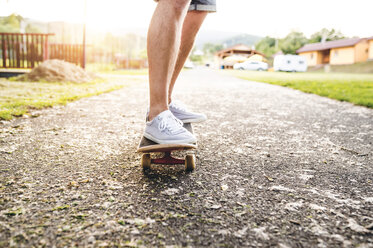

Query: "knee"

xmin=170 ymin=0 xmax=191 ymax=16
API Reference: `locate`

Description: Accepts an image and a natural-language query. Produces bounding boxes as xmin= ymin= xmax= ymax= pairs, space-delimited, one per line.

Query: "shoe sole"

xmin=144 ymin=133 xmax=197 ymax=144
xmin=180 ymin=116 xmax=207 ymax=124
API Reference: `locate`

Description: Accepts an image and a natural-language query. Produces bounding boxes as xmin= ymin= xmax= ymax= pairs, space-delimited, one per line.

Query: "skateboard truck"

xmin=138 ymin=123 xmax=197 ymax=172
xmin=151 ymin=151 xmax=185 ymax=164
xmin=141 ymin=152 xmax=196 ymax=172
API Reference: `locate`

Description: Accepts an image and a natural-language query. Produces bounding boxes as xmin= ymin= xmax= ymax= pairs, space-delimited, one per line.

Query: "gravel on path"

xmin=0 ymin=70 xmax=372 ymax=247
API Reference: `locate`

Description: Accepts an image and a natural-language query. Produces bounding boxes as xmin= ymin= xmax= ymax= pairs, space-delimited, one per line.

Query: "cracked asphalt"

xmin=0 ymin=69 xmax=372 ymax=247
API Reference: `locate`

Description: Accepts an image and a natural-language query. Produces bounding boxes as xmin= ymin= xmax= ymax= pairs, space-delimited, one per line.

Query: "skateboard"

xmin=137 ymin=123 xmax=197 ymax=171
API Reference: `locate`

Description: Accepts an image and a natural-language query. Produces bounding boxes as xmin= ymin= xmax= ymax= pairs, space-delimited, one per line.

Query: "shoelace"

xmin=158 ymin=115 xmax=184 ymax=134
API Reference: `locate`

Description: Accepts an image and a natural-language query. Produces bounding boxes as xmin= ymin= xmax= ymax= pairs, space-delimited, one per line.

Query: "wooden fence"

xmin=115 ymin=58 xmax=148 ymax=69
xmin=49 ymin=44 xmax=84 ymax=67
xmin=0 ymin=33 xmax=52 ymax=69
xmin=0 ymin=33 xmax=84 ymax=69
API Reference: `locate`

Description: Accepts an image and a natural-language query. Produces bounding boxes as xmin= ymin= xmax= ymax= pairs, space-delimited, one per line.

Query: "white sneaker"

xmin=169 ymin=100 xmax=207 ymax=123
xmin=144 ymin=110 xmax=197 ymax=144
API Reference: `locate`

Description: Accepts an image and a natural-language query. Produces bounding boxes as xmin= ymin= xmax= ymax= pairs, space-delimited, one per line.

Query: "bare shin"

xmin=168 ymin=11 xmax=208 ymax=104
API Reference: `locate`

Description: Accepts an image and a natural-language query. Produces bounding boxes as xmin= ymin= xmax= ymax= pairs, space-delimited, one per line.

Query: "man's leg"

xmin=147 ymin=0 xmax=191 ymax=121
xmin=168 ymin=10 xmax=208 ymax=104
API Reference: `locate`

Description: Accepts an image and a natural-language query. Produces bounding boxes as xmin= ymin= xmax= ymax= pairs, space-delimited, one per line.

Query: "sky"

xmin=0 ymin=0 xmax=372 ymax=38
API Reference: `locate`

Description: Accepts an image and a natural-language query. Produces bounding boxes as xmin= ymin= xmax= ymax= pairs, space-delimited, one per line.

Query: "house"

xmin=296 ymin=38 xmax=369 ymax=66
xmin=368 ymin=36 xmax=373 ymax=60
xmin=215 ymin=44 xmax=266 ymax=69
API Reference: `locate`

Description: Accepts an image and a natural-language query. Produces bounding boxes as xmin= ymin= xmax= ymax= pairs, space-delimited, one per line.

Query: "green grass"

xmin=0 ymin=78 xmax=130 ymax=120
xmin=230 ymin=70 xmax=373 ymax=108
xmin=106 ymin=69 xmax=148 ymax=76
xmin=86 ymin=63 xmax=148 ymax=75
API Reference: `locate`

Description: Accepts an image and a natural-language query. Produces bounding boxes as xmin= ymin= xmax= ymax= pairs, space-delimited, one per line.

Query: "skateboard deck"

xmin=137 ymin=123 xmax=197 ymax=171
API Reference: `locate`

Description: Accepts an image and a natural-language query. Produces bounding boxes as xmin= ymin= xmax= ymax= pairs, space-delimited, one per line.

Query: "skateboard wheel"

xmin=141 ymin=153 xmax=151 ymax=170
xmin=185 ymin=154 xmax=196 ymax=172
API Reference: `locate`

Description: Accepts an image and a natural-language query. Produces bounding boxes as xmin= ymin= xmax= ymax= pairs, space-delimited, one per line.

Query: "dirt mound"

xmin=18 ymin=59 xmax=95 ymax=83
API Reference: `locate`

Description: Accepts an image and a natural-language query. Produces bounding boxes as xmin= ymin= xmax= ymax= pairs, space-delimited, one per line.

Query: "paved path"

xmin=1 ymin=69 xmax=372 ymax=247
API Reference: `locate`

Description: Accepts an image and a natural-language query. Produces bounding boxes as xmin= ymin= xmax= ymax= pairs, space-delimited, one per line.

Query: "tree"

xmin=255 ymin=36 xmax=279 ymax=57
xmin=0 ymin=13 xmax=23 ymax=32
xmin=279 ymin=31 xmax=308 ymax=54
xmin=309 ymin=28 xmax=345 ymax=43
xmin=203 ymin=43 xmax=223 ymax=56
xmin=189 ymin=47 xmax=203 ymax=63
xmin=25 ymin=24 xmax=42 ymax=33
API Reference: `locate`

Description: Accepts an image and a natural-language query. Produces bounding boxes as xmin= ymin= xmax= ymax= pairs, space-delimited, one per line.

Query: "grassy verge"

xmin=0 ymin=79 xmax=130 ymax=120
xmin=229 ymin=70 xmax=373 ymax=108
xmin=86 ymin=63 xmax=148 ymax=75
xmin=104 ymin=69 xmax=148 ymax=76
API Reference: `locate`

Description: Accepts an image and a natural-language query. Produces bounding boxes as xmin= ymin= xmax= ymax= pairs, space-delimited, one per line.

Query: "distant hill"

xmin=195 ymin=30 xmax=262 ymax=48
xmin=195 ymin=30 xmax=241 ymax=47
xmin=221 ymin=34 xmax=262 ymax=48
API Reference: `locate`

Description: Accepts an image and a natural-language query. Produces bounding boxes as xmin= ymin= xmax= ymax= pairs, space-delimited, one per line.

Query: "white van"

xmin=273 ymin=55 xmax=307 ymax=72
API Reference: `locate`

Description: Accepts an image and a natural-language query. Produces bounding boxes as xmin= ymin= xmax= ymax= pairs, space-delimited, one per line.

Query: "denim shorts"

xmin=189 ymin=0 xmax=216 ymax=12
xmin=154 ymin=0 xmax=217 ymax=12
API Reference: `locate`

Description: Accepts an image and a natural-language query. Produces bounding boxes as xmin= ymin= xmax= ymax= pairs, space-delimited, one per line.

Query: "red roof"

xmin=297 ymin=38 xmax=364 ymax=53
xmin=216 ymin=44 xmax=266 ymax=57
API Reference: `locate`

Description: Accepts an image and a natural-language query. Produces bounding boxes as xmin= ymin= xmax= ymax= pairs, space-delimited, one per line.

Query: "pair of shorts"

xmin=189 ymin=0 xmax=216 ymax=12
xmin=154 ymin=0 xmax=217 ymax=12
